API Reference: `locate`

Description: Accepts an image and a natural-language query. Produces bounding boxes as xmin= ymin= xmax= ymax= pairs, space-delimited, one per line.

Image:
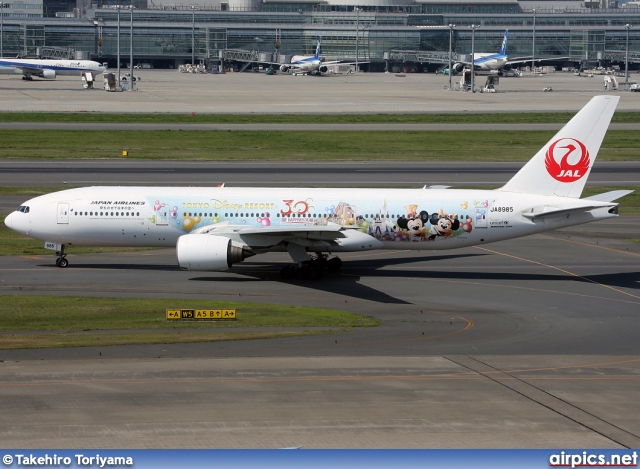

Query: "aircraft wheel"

xmin=280 ymin=265 xmax=295 ymax=280
xmin=307 ymin=265 xmax=324 ymax=280
xmin=57 ymin=257 xmax=69 ymax=268
xmin=327 ymin=257 xmax=342 ymax=271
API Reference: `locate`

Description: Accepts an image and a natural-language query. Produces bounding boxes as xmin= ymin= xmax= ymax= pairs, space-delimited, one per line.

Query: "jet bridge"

xmin=602 ymin=50 xmax=640 ymax=64
xmin=385 ymin=50 xmax=459 ymax=73
xmin=35 ymin=46 xmax=77 ymax=60
xmin=222 ymin=49 xmax=277 ymax=72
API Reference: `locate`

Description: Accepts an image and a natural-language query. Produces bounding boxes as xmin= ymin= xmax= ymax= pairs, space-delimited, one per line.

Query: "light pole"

xmin=1 ymin=3 xmax=3 ymax=59
xmin=470 ymin=24 xmax=479 ymax=92
xmin=355 ymin=6 xmax=359 ymax=73
xmin=129 ymin=4 xmax=133 ymax=90
xmin=625 ymin=23 xmax=631 ymax=83
xmin=116 ymin=4 xmax=121 ymax=89
xmin=531 ymin=9 xmax=537 ymax=74
xmin=448 ymin=23 xmax=455 ymax=90
xmin=191 ymin=5 xmax=197 ymax=65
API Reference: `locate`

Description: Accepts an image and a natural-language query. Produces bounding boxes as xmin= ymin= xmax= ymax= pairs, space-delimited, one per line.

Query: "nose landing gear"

xmin=55 ymin=245 xmax=68 ymax=268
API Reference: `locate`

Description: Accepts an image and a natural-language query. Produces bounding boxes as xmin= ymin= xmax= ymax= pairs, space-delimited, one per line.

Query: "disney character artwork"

xmin=428 ymin=209 xmax=460 ymax=240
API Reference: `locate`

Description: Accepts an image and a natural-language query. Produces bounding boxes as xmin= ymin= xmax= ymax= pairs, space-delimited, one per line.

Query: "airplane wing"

xmin=193 ymin=222 xmax=349 ymax=241
xmin=506 ymin=56 xmax=570 ymax=66
xmin=14 ymin=65 xmax=47 ymax=77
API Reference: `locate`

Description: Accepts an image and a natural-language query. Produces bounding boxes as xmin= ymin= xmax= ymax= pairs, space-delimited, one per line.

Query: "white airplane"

xmin=446 ymin=30 xmax=537 ymax=75
xmin=4 ymin=96 xmax=632 ymax=279
xmin=0 ymin=58 xmax=106 ymax=81
xmin=278 ymin=36 xmax=343 ymax=75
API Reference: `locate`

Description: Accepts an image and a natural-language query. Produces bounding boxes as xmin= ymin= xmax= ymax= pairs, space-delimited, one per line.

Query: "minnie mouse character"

xmin=428 ymin=209 xmax=460 ymax=240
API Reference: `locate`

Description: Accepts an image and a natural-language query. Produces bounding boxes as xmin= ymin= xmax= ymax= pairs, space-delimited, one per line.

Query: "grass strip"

xmin=0 ymin=296 xmax=379 ymax=331
xmin=0 ymin=295 xmax=378 ymax=349
xmin=0 ymin=130 xmax=638 ymax=161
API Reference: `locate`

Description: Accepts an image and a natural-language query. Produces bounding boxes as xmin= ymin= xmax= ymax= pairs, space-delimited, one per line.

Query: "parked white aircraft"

xmin=0 ymin=58 xmax=106 ymax=81
xmin=4 ymin=96 xmax=631 ymax=279
xmin=444 ymin=30 xmax=542 ymax=75
xmin=278 ymin=36 xmax=343 ymax=75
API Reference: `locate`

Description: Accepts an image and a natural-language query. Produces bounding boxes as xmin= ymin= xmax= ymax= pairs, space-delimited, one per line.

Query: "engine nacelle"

xmin=279 ymin=64 xmax=290 ymax=72
xmin=42 ymin=69 xmax=56 ymax=79
xmin=318 ymin=65 xmax=328 ymax=74
xmin=176 ymin=234 xmax=255 ymax=271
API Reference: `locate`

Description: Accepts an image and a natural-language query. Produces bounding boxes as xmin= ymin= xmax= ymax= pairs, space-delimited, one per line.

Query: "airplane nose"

xmin=4 ymin=212 xmax=15 ymax=230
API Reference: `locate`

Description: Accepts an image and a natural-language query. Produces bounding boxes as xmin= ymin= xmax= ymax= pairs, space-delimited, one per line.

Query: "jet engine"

xmin=452 ymin=63 xmax=465 ymax=74
xmin=177 ymin=234 xmax=255 ymax=271
xmin=41 ymin=69 xmax=56 ymax=79
xmin=318 ymin=65 xmax=328 ymax=74
xmin=279 ymin=64 xmax=290 ymax=72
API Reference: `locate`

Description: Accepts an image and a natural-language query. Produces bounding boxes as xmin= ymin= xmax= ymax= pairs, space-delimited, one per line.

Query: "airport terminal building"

xmin=0 ymin=0 xmax=639 ymax=71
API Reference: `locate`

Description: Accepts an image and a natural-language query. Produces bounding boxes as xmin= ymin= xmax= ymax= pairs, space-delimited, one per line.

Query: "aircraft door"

xmin=155 ymin=207 xmax=168 ymax=226
xmin=57 ymin=203 xmax=69 ymax=224
xmin=474 ymin=207 xmax=487 ymax=228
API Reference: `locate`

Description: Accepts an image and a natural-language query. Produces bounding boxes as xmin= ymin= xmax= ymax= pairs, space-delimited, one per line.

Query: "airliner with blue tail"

xmin=0 ymin=58 xmax=106 ymax=81
xmin=466 ymin=30 xmax=510 ymax=71
xmin=278 ymin=37 xmax=345 ymax=75
xmin=445 ymin=30 xmax=538 ymax=75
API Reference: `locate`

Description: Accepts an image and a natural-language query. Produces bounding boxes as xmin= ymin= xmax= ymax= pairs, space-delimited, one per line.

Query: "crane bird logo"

xmin=545 ymin=138 xmax=590 ymax=183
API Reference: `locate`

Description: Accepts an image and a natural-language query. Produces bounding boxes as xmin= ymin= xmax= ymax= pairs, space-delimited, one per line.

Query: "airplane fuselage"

xmin=5 ymin=186 xmax=616 ymax=252
xmin=290 ymin=55 xmax=320 ymax=70
xmin=0 ymin=59 xmax=106 ymax=79
xmin=473 ymin=53 xmax=508 ymax=71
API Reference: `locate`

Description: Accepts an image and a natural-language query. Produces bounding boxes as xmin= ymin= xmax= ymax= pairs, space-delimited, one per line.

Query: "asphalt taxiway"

xmin=0 ymin=69 xmax=639 ymax=114
xmin=1 ymin=217 xmax=639 ymax=448
xmin=0 ymin=72 xmax=639 ymax=449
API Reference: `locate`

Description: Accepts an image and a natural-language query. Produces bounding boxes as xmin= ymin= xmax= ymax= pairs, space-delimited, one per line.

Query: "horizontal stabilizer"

xmin=522 ymin=205 xmax=609 ymax=221
xmin=583 ymin=190 xmax=634 ymax=203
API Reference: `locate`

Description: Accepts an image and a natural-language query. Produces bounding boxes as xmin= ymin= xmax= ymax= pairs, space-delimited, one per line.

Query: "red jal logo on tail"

xmin=544 ymin=138 xmax=590 ymax=182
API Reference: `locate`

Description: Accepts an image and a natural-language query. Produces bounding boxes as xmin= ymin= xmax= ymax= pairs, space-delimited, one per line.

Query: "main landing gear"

xmin=280 ymin=254 xmax=342 ymax=280
xmin=55 ymin=245 xmax=68 ymax=268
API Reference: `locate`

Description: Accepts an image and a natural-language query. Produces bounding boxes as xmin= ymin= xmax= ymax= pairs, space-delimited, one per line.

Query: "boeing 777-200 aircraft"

xmin=4 ymin=95 xmax=631 ymax=279
xmin=443 ymin=30 xmax=553 ymax=75
xmin=0 ymin=58 xmax=106 ymax=81
xmin=277 ymin=37 xmax=346 ymax=75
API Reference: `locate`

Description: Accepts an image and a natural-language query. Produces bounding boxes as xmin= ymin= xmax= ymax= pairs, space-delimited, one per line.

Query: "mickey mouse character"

xmin=428 ymin=209 xmax=460 ymax=240
xmin=397 ymin=210 xmax=429 ymax=241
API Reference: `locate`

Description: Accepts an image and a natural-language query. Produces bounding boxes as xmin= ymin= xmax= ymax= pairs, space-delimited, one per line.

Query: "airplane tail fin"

xmin=500 ymin=30 xmax=508 ymax=56
xmin=499 ymin=95 xmax=619 ymax=198
xmin=315 ymin=36 xmax=322 ymax=60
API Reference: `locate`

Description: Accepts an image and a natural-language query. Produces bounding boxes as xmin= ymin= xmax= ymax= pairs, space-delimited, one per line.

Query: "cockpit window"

xmin=17 ymin=205 xmax=30 ymax=213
